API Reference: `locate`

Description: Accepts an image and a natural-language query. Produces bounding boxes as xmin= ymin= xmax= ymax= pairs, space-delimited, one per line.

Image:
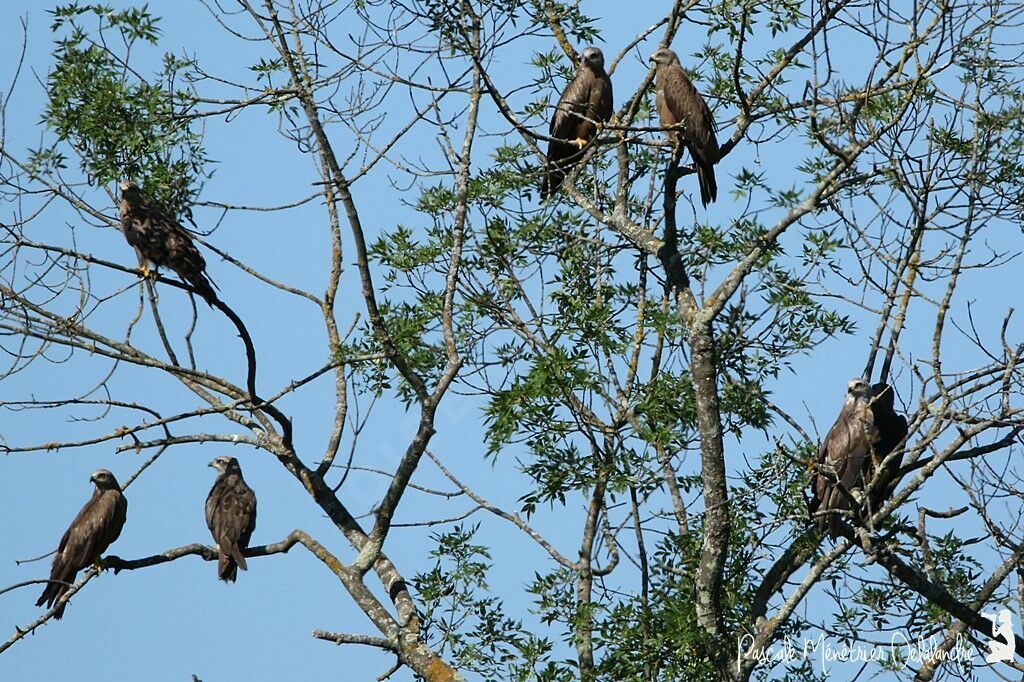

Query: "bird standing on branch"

xmin=809 ymin=379 xmax=909 ymax=536
xmin=541 ymin=46 xmax=613 ymax=200
xmin=206 ymin=456 xmax=257 ymax=582
xmin=810 ymin=378 xmax=877 ymax=536
xmin=651 ymin=47 xmax=720 ymax=207
xmin=119 ymin=180 xmax=218 ymax=305
xmin=36 ymin=469 xmax=127 ymax=619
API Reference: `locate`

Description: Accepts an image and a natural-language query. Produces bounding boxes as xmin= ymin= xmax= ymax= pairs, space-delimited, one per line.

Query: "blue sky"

xmin=1 ymin=2 xmax=1022 ymax=681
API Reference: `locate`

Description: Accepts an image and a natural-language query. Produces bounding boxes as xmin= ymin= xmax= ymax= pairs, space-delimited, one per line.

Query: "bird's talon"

xmin=572 ymin=137 xmax=587 ymax=150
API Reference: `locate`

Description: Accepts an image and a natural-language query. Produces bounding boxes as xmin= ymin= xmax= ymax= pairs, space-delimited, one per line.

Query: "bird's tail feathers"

xmin=36 ymin=576 xmax=70 ymax=619
xmin=230 ymin=544 xmax=248 ymax=572
xmin=541 ymin=140 xmax=591 ymax=201
xmin=217 ymin=542 xmax=247 ymax=582
xmin=189 ymin=273 xmax=219 ymax=306
xmin=36 ymin=583 xmax=59 ymax=609
xmin=695 ymin=157 xmax=718 ymax=207
xmin=218 ymin=554 xmax=238 ymax=582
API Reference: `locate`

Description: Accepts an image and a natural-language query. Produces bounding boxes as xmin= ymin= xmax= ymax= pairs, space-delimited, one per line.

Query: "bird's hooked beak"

xmin=208 ymin=459 xmax=217 ymax=468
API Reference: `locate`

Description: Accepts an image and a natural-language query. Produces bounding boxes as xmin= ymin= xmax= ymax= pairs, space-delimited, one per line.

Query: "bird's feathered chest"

xmin=657 ymin=68 xmax=704 ymax=120
xmin=656 ymin=68 xmax=682 ymax=101
xmin=57 ymin=488 xmax=127 ymax=565
xmin=824 ymin=397 xmax=878 ymax=462
xmin=551 ymin=67 xmax=612 ymax=134
xmin=207 ymin=473 xmax=256 ymax=522
xmin=119 ymin=202 xmax=194 ymax=268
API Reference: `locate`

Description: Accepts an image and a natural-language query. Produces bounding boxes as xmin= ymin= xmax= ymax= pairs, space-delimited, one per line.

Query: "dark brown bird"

xmin=206 ymin=456 xmax=257 ymax=582
xmin=809 ymin=378 xmax=877 ymax=536
xmin=119 ymin=180 xmax=218 ymax=305
xmin=864 ymin=382 xmax=909 ymax=512
xmin=540 ymin=46 xmax=613 ymax=199
xmin=36 ymin=469 xmax=128 ymax=619
xmin=651 ymin=47 xmax=720 ymax=207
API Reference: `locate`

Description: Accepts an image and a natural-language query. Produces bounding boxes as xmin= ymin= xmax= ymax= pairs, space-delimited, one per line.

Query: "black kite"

xmin=540 ymin=46 xmax=613 ymax=199
xmin=206 ymin=456 xmax=257 ymax=582
xmin=651 ymin=47 xmax=720 ymax=207
xmin=119 ymin=180 xmax=218 ymax=305
xmin=810 ymin=378 xmax=877 ymax=536
xmin=36 ymin=469 xmax=127 ymax=619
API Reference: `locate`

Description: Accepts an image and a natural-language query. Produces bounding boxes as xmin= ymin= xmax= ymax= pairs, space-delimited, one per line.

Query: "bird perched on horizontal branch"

xmin=810 ymin=378 xmax=877 ymax=536
xmin=651 ymin=47 xmax=720 ymax=207
xmin=206 ymin=456 xmax=257 ymax=582
xmin=119 ymin=180 xmax=218 ymax=305
xmin=810 ymin=379 xmax=908 ymax=536
xmin=541 ymin=46 xmax=613 ymax=200
xmin=36 ymin=469 xmax=127 ymax=619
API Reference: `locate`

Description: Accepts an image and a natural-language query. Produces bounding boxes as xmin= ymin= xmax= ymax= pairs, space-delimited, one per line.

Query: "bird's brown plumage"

xmin=651 ymin=48 xmax=720 ymax=207
xmin=206 ymin=456 xmax=257 ymax=582
xmin=541 ymin=46 xmax=613 ymax=199
xmin=810 ymin=378 xmax=877 ymax=536
xmin=864 ymin=382 xmax=909 ymax=512
xmin=119 ymin=180 xmax=218 ymax=305
xmin=36 ymin=469 xmax=127 ymax=619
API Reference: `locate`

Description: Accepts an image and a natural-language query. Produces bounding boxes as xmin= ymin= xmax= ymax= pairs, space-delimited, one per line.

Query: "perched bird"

xmin=650 ymin=47 xmax=720 ymax=206
xmin=206 ymin=456 xmax=257 ymax=582
xmin=119 ymin=180 xmax=218 ymax=305
xmin=36 ymin=469 xmax=128 ymax=619
xmin=864 ymin=382 xmax=909 ymax=512
xmin=809 ymin=378 xmax=878 ymax=536
xmin=540 ymin=46 xmax=613 ymax=199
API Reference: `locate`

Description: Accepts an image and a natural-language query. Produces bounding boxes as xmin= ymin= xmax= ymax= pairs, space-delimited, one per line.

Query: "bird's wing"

xmin=664 ymin=64 xmax=718 ymax=155
xmin=211 ymin=474 xmax=257 ymax=566
xmin=58 ymin=490 xmax=126 ymax=571
xmin=589 ymin=73 xmax=613 ymax=124
xmin=550 ymin=69 xmax=594 ymax=141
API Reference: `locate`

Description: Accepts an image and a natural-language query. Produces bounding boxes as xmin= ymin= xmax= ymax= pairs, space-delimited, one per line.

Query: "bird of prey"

xmin=650 ymin=47 xmax=720 ymax=207
xmin=540 ymin=46 xmax=613 ymax=199
xmin=119 ymin=180 xmax=218 ymax=305
xmin=36 ymin=469 xmax=128 ymax=619
xmin=206 ymin=456 xmax=257 ymax=582
xmin=864 ymin=382 xmax=909 ymax=512
xmin=810 ymin=378 xmax=878 ymax=536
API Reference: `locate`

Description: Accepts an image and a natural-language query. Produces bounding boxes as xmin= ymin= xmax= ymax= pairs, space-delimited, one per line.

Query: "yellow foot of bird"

xmin=572 ymin=137 xmax=588 ymax=150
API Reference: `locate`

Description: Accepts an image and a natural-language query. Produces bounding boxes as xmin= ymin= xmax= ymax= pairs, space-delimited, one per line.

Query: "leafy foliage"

xmin=415 ymin=525 xmax=568 ymax=681
xmin=8 ymin=1 xmax=1024 ymax=680
xmin=38 ymin=2 xmax=209 ymax=214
